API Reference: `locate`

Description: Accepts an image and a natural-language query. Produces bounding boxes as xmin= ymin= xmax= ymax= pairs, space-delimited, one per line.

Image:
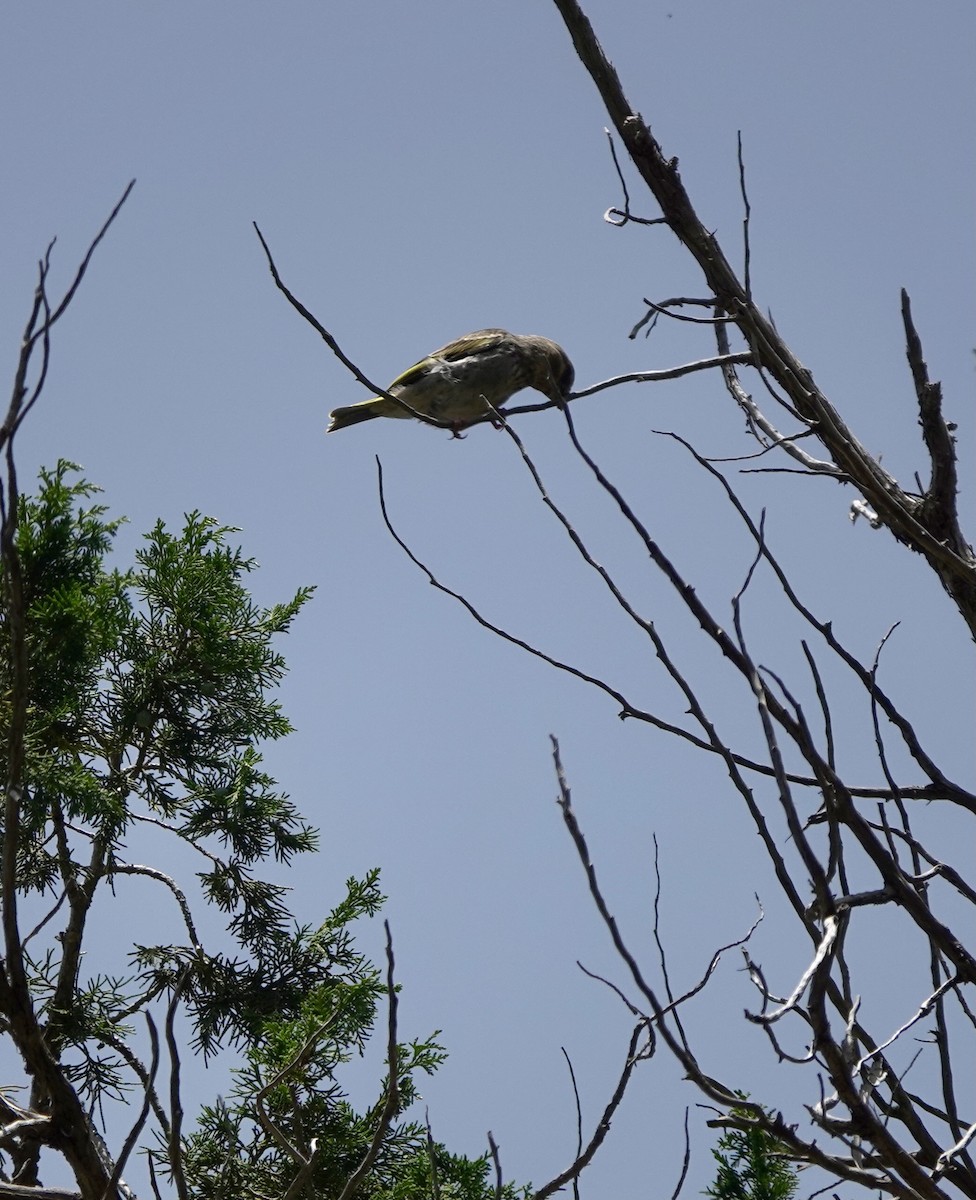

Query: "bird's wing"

xmin=387 ymin=329 xmax=510 ymax=389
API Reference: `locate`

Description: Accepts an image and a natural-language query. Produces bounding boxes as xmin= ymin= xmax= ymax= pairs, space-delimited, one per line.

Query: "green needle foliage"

xmin=0 ymin=462 xmax=524 ymax=1200
xmin=705 ymin=1106 xmax=798 ymax=1200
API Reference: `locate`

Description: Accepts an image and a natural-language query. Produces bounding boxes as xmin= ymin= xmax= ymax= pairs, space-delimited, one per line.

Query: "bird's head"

xmin=525 ymin=336 xmax=575 ymax=404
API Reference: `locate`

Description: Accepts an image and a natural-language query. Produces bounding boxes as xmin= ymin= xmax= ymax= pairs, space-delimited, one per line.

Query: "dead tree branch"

xmin=1 ymin=185 xmax=135 ymax=1200
xmin=550 ymin=0 xmax=976 ymax=635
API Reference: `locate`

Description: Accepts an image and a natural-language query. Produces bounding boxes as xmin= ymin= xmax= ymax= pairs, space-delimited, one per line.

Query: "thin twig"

xmin=100 ymin=1013 xmax=161 ymax=1200
xmin=2 ymin=180 xmax=136 ymax=444
xmin=603 ymin=128 xmax=668 ymax=227
xmin=901 ymin=290 xmax=960 ymax=542
xmin=560 ymin=1048 xmax=583 ymax=1200
xmin=532 ymin=1021 xmax=648 ymax=1200
xmin=487 ymin=1132 xmax=503 ymax=1200
xmin=668 ymin=1109 xmax=693 ymax=1200
xmin=660 ymin=430 xmax=973 ymax=812
xmin=485 ymin=352 xmax=755 ymax=422
xmin=253 ymin=224 xmax=453 ymax=429
xmin=576 ymin=961 xmax=645 ymax=1019
xmin=638 ymin=297 xmax=730 ymax=327
xmin=737 ymin=132 xmax=752 ymax=300
xmin=108 ymin=865 xmax=202 ymax=951
xmin=424 ymin=1110 xmax=442 ymax=1200
xmin=336 ymin=921 xmax=400 ymax=1200
xmin=164 ymin=970 xmax=191 ymax=1200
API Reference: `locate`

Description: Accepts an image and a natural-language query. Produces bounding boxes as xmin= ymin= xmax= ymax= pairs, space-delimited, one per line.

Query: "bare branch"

xmin=669 ymin=1109 xmax=693 ymax=1200
xmin=603 ymin=127 xmax=668 ymax=227
xmin=486 ymin=1131 xmax=503 ymax=1200
xmin=576 ymin=961 xmax=645 ymax=1020
xmin=510 ymin=352 xmax=755 ymax=413
xmin=746 ymin=918 xmax=840 ymax=1026
xmin=550 ymin=0 xmax=976 ymax=633
xmin=935 ymin=1123 xmax=976 ymax=1182
xmin=855 ymin=976 xmax=960 ymax=1078
xmin=100 ymin=1014 xmax=161 ymax=1200
xmin=2 ymin=181 xmax=135 ymax=447
xmin=163 ymin=972 xmax=191 ymax=1200
xmin=253 ymin=224 xmax=457 ymax=430
xmin=336 ymin=921 xmax=400 ymax=1200
xmin=660 ymin=430 xmax=974 ymax=812
xmin=532 ymin=1020 xmax=649 ymax=1200
xmin=379 ymin=441 xmax=965 ymax=806
xmin=0 ymin=1186 xmax=83 ymax=1200
xmin=94 ymin=1030 xmax=171 ymax=1141
xmin=560 ymin=1048 xmax=583 ymax=1200
xmin=737 ymin=132 xmax=752 ymax=300
xmin=901 ymin=291 xmax=962 ymax=548
xmin=0 ymin=188 xmax=136 ymax=1200
xmin=108 ymin=865 xmax=202 ymax=951
xmin=254 ymin=1011 xmax=341 ymax=1173
xmin=424 ymin=1110 xmax=442 ymax=1200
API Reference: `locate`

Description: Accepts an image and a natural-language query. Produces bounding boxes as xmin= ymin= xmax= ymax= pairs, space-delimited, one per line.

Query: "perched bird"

xmin=327 ymin=328 xmax=574 ymax=433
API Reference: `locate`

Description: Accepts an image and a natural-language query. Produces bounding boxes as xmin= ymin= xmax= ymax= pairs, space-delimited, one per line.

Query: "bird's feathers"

xmin=387 ymin=329 xmax=509 ymax=390
xmin=326 ymin=328 xmax=573 ymax=434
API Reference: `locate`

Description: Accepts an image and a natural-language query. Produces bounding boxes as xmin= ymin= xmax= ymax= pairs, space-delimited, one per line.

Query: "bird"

xmin=326 ymin=329 xmax=574 ymax=434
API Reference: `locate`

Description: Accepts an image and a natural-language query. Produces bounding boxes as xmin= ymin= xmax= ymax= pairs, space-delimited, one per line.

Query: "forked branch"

xmin=550 ymin=0 xmax=976 ymax=635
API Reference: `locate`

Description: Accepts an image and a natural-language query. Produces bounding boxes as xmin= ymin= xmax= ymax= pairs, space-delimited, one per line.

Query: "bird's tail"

xmin=327 ymin=403 xmax=380 ymax=433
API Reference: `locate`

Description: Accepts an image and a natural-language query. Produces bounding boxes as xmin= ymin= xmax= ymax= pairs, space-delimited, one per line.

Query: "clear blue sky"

xmin=1 ymin=3 xmax=973 ymax=1195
